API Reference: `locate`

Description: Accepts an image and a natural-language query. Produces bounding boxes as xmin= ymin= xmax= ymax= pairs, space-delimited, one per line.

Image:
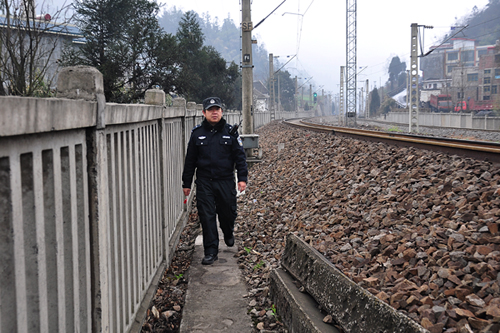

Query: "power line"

xmin=303 ymin=0 xmax=315 ymax=15
xmin=468 ymin=27 xmax=500 ymax=40
xmin=254 ymin=0 xmax=288 ymax=29
xmin=463 ymin=14 xmax=500 ymax=30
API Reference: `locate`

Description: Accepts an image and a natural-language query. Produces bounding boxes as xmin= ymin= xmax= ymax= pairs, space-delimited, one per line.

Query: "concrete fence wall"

xmin=0 ymin=66 xmax=313 ymax=332
xmin=1 ymin=124 xmax=92 ymax=333
xmin=0 ymin=66 xmax=203 ymax=333
xmin=383 ymin=110 xmax=500 ymax=130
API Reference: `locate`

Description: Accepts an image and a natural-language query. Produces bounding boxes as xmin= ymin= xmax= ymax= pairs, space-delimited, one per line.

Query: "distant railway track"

xmin=284 ymin=118 xmax=500 ymax=165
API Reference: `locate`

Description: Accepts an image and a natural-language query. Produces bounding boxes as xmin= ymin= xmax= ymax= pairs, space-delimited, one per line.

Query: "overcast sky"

xmin=160 ymin=0 xmax=490 ymax=96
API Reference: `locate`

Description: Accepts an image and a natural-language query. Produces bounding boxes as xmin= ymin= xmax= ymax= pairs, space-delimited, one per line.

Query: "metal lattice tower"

xmin=346 ymin=0 xmax=357 ymax=127
xmin=339 ymin=66 xmax=345 ymax=125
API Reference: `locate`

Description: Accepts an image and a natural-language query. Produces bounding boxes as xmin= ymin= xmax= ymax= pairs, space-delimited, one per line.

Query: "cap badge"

xmin=210 ymin=99 xmax=215 ymax=104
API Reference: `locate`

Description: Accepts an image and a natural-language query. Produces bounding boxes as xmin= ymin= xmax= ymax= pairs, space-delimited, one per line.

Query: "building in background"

xmin=420 ymin=38 xmax=499 ymax=111
xmin=0 ymin=14 xmax=83 ymax=93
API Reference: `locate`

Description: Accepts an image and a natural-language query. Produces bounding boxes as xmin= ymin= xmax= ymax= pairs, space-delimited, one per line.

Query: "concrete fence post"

xmin=145 ymin=89 xmax=165 ymax=106
xmin=145 ymin=88 xmax=168 ymax=263
xmin=173 ymin=98 xmax=189 ymax=213
xmin=57 ymin=66 xmax=106 ymax=129
xmin=57 ymin=66 xmax=110 ymax=332
xmin=173 ymin=97 xmax=188 ymax=153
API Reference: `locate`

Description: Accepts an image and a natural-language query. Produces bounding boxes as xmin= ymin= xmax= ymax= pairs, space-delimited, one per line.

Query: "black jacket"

xmin=182 ymin=118 xmax=248 ymax=188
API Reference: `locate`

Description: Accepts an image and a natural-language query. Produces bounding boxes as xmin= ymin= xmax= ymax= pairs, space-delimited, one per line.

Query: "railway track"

xmin=284 ymin=118 xmax=500 ymax=165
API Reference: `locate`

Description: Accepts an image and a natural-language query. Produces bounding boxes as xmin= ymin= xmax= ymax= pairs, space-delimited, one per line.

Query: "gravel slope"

xmin=235 ymin=120 xmax=500 ymax=333
xmin=144 ymin=120 xmax=500 ymax=333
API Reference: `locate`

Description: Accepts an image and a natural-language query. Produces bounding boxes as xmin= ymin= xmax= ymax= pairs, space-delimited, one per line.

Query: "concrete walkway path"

xmin=179 ymin=229 xmax=253 ymax=332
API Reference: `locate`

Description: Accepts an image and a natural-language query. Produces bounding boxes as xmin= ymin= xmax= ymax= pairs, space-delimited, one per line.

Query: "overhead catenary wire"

xmin=295 ymin=0 xmax=315 ymax=58
xmin=279 ymin=0 xmax=316 ymax=91
xmin=422 ymin=25 xmax=468 ymax=57
xmin=254 ymin=0 xmax=288 ymax=29
xmin=274 ymin=54 xmax=297 ymax=75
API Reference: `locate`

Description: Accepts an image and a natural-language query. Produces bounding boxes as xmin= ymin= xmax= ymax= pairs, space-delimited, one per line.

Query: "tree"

xmin=269 ymin=70 xmax=296 ymax=111
xmin=119 ymin=0 xmax=177 ymax=102
xmin=175 ymin=11 xmax=204 ymax=101
xmin=0 ymin=0 xmax=73 ymax=96
xmin=388 ymin=56 xmax=406 ymax=91
xmin=380 ymin=97 xmax=397 ymax=114
xmin=64 ymin=0 xmax=134 ymax=101
xmin=197 ymin=51 xmax=240 ymax=108
xmin=63 ymin=0 xmax=177 ymax=102
xmin=175 ymin=11 xmax=241 ymax=108
xmin=158 ymin=8 xmax=270 ymax=83
xmin=397 ymin=71 xmax=407 ymax=89
xmin=369 ymin=87 xmax=380 ymax=116
xmin=304 ymin=101 xmax=310 ymax=111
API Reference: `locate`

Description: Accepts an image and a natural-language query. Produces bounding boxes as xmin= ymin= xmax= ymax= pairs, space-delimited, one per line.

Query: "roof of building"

xmin=0 ymin=15 xmax=83 ymax=38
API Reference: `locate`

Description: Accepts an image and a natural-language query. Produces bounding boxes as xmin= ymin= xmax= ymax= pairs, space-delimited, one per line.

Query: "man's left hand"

xmin=238 ymin=181 xmax=247 ymax=192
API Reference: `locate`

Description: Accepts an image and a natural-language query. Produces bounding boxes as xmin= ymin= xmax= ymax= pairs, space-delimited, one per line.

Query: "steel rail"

xmin=284 ymin=118 xmax=500 ymax=164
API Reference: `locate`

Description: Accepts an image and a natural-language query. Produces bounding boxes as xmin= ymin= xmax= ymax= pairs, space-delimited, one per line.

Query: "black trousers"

xmin=195 ymin=178 xmax=237 ymax=255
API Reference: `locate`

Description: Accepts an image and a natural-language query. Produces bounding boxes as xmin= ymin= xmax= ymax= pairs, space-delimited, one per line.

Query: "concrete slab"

xmin=270 ymin=268 xmax=340 ymax=332
xmin=180 ymin=230 xmax=253 ymax=333
xmin=280 ymin=234 xmax=429 ymax=333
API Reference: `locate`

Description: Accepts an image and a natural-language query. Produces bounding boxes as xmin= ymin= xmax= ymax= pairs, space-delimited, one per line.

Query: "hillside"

xmin=157 ymin=1 xmax=500 ymax=95
xmin=442 ymin=0 xmax=500 ymax=46
xmin=158 ymin=6 xmax=270 ymax=82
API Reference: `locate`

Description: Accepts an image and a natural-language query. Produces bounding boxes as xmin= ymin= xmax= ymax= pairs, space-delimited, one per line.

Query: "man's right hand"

xmin=183 ymin=188 xmax=191 ymax=197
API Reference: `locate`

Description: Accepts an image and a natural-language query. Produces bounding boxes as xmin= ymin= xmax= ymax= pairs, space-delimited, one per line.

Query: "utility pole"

xmin=406 ymin=70 xmax=410 ymax=117
xmin=295 ymin=76 xmax=298 ymax=112
xmin=269 ymin=53 xmax=275 ymax=119
xmin=241 ymin=0 xmax=253 ymax=134
xmin=301 ymin=86 xmax=304 ymax=108
xmin=322 ymin=89 xmax=325 ymax=116
xmin=278 ymin=74 xmax=281 ymax=112
xmin=408 ymin=23 xmax=434 ymax=132
xmin=359 ymin=87 xmax=363 ymax=116
xmin=329 ymin=94 xmax=332 ymax=115
xmin=309 ymin=84 xmax=312 ymax=109
xmin=365 ymin=79 xmax=369 ymax=118
xmin=409 ymin=23 xmax=419 ymax=133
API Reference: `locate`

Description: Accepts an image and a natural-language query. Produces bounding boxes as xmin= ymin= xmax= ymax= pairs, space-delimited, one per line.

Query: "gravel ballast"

xmin=144 ymin=120 xmax=500 ymax=333
xmin=235 ymin=120 xmax=500 ymax=333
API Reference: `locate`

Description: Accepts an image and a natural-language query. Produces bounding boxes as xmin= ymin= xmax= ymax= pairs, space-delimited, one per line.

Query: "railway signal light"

xmin=313 ymin=92 xmax=317 ymax=103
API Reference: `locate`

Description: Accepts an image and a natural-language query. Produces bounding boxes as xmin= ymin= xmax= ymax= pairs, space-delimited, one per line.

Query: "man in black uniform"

xmin=182 ymin=97 xmax=248 ymax=265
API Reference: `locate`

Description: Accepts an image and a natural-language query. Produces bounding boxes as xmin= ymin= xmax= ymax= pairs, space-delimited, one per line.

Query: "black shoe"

xmin=202 ymin=254 xmax=218 ymax=265
xmin=224 ymin=234 xmax=235 ymax=247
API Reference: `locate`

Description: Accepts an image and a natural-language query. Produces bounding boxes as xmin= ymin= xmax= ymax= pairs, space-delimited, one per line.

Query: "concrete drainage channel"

xmin=269 ymin=234 xmax=430 ymax=333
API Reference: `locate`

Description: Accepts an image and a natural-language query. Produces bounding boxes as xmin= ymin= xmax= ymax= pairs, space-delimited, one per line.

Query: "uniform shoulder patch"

xmin=237 ymin=137 xmax=243 ymax=146
xmin=191 ymin=124 xmax=201 ymax=133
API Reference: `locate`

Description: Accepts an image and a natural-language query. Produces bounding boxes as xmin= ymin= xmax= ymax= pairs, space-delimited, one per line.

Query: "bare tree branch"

xmin=0 ymin=0 xmax=76 ymax=96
